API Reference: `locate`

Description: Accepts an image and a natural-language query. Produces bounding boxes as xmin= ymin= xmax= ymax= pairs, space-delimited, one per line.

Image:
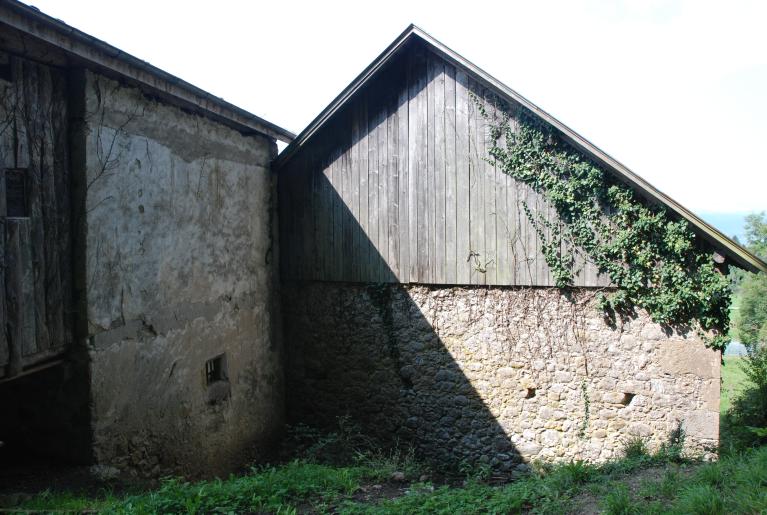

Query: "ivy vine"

xmin=578 ymin=380 xmax=590 ymax=439
xmin=477 ymin=99 xmax=731 ymax=351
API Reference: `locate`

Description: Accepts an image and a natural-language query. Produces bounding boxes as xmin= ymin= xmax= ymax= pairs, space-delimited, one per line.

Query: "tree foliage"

xmin=733 ymin=212 xmax=767 ymax=346
xmin=480 ymin=102 xmax=731 ymax=350
xmin=728 ymin=213 xmax=767 ymax=435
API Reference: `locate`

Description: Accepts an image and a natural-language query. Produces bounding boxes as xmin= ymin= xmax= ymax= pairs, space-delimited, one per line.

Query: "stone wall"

xmin=81 ymin=72 xmax=284 ymax=477
xmin=284 ymin=282 xmax=720 ymax=472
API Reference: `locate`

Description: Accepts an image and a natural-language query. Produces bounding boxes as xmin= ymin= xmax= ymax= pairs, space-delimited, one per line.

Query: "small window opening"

xmin=621 ymin=392 xmax=636 ymax=406
xmin=6 ymin=169 xmax=27 ymax=217
xmin=525 ymin=388 xmax=536 ymax=399
xmin=205 ymin=354 xmax=227 ymax=385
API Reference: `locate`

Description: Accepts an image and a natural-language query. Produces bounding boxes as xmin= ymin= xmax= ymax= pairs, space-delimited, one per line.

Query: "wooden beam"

xmin=6 ymin=217 xmax=36 ymax=375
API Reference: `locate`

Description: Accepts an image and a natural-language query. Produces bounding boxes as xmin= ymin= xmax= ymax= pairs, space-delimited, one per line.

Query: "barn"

xmin=276 ymin=25 xmax=767 ymax=470
xmin=1 ymin=2 xmax=766 ymax=479
xmin=0 ymin=1 xmax=291 ymax=476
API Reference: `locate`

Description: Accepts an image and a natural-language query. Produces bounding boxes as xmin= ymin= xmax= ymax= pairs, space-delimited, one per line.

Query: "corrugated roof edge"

xmin=0 ymin=0 xmax=295 ymax=143
xmin=274 ymin=24 xmax=767 ymax=274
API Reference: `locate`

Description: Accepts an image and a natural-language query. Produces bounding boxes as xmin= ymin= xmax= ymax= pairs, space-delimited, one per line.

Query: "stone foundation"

xmin=284 ymin=282 xmax=720 ymax=471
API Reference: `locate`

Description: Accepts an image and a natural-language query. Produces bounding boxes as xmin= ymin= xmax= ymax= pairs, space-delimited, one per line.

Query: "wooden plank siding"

xmin=0 ymin=55 xmax=73 ymax=379
xmin=278 ymin=43 xmax=606 ymax=287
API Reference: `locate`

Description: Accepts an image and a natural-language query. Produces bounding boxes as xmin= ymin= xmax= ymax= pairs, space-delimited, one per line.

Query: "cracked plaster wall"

xmin=82 ymin=72 xmax=283 ymax=477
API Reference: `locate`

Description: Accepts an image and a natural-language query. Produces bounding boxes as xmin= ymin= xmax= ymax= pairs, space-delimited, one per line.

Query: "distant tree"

xmin=744 ymin=212 xmax=767 ymax=258
xmin=736 ymin=274 xmax=767 ymax=345
xmin=729 ymin=213 xmax=767 ymax=436
xmin=733 ymin=212 xmax=767 ymax=345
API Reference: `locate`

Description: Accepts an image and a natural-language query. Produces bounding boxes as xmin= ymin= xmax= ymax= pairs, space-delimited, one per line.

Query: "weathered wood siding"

xmin=279 ymin=41 xmax=608 ymax=287
xmin=0 ymin=53 xmax=72 ymax=378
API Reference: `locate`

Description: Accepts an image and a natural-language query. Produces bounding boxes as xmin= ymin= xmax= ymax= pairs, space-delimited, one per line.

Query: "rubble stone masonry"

xmin=284 ymin=282 xmax=720 ymax=472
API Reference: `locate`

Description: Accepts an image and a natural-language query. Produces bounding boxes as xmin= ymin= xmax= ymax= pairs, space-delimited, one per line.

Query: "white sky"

xmin=26 ymin=0 xmax=767 ymax=214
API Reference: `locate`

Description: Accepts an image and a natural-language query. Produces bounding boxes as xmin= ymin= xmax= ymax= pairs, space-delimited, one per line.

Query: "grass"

xmin=15 ymin=461 xmax=366 ymax=514
xmin=8 ymin=356 xmax=765 ymax=513
xmin=12 ymin=445 xmax=767 ymax=514
xmin=601 ymin=484 xmax=638 ymax=515
xmin=10 ymin=490 xmax=120 ymax=512
xmin=721 ymin=356 xmax=748 ymax=414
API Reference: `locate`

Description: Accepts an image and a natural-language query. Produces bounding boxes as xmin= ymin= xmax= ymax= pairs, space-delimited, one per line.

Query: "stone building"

xmin=275 ymin=26 xmax=767 ymax=469
xmin=0 ymin=4 xmax=765 ymax=477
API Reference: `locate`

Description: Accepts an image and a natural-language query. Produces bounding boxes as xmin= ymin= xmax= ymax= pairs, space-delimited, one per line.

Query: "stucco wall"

xmin=82 ymin=72 xmax=283 ymax=476
xmin=284 ymin=282 xmax=720 ymax=473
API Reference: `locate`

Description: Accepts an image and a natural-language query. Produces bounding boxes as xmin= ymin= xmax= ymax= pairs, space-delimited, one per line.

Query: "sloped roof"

xmin=275 ymin=24 xmax=767 ymax=274
xmin=0 ymin=0 xmax=295 ymax=143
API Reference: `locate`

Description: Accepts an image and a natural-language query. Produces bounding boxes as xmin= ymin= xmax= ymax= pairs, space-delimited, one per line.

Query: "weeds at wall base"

xmin=9 ymin=410 xmax=767 ymax=513
xmin=12 ymin=446 xmax=767 ymax=514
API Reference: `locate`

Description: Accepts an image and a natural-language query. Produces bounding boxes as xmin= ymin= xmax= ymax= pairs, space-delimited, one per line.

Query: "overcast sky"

xmin=26 ymin=0 xmax=767 ymax=219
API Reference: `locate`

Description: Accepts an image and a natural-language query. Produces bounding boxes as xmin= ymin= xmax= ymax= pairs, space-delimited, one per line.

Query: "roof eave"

xmin=273 ymin=24 xmax=420 ymax=169
xmin=0 ymin=0 xmax=295 ymax=143
xmin=415 ymin=29 xmax=767 ymax=274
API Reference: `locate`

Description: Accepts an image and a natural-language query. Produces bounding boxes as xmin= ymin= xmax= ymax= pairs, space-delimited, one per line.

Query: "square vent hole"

xmin=621 ymin=392 xmax=636 ymax=406
xmin=525 ymin=388 xmax=536 ymax=399
xmin=205 ymin=354 xmax=227 ymax=385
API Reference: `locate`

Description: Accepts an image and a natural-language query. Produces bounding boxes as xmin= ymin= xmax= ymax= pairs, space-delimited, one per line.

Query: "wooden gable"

xmin=278 ymin=38 xmax=612 ymax=286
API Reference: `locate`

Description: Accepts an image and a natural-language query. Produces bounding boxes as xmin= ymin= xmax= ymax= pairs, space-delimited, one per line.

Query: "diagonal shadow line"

xmin=278 ymin=44 xmax=526 ymax=473
xmin=281 ymin=181 xmax=524 ymax=474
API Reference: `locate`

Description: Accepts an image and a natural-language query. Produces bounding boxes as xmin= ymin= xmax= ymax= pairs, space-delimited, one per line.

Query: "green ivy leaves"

xmin=483 ymin=105 xmax=731 ymax=351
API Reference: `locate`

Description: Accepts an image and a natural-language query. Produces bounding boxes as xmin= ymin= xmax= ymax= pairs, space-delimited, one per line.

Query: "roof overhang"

xmin=0 ymin=0 xmax=295 ymax=144
xmin=275 ymin=24 xmax=767 ymax=274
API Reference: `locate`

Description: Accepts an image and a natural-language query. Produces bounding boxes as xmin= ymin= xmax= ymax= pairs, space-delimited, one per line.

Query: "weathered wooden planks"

xmin=413 ymin=47 xmax=428 ymax=283
xmin=468 ymin=77 xmax=484 ymax=285
xmin=386 ymin=94 xmax=399 ymax=282
xmin=482 ymin=89 xmax=497 ymax=285
xmin=6 ymin=218 xmax=36 ymax=360
xmin=396 ymin=79 xmax=409 ymax=283
xmin=278 ymin=42 xmax=607 ymax=288
xmin=350 ymin=105 xmax=361 ymax=282
xmin=368 ymin=100 xmax=381 ymax=280
xmin=455 ymin=68 xmax=471 ymax=284
xmin=0 ymin=55 xmax=72 ymax=379
xmin=426 ymin=55 xmax=437 ymax=284
xmin=358 ymin=102 xmax=375 ymax=281
xmin=0 ymin=174 xmax=5 ymax=369
xmin=433 ymin=60 xmax=446 ymax=284
xmin=377 ymin=98 xmax=388 ymax=282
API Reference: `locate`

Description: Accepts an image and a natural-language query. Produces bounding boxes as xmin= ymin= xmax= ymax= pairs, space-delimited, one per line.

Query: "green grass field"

xmin=721 ymin=356 xmax=748 ymax=414
xmin=13 ymin=446 xmax=767 ymax=514
xmin=8 ymin=354 xmax=766 ymax=513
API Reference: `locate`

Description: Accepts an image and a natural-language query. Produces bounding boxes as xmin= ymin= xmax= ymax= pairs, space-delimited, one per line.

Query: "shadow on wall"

xmin=0 ymin=359 xmax=92 ymax=468
xmin=277 ymin=45 xmax=721 ymax=471
xmin=278 ymin=46 xmax=531 ymax=472
xmin=280 ymin=139 xmax=530 ymax=471
xmin=283 ymin=280 xmax=525 ymax=473
xmin=278 ymin=55 xmax=526 ymax=472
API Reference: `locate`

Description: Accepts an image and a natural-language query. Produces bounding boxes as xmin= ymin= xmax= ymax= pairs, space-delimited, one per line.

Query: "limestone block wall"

xmin=284 ymin=282 xmax=720 ymax=472
xmin=80 ymin=72 xmax=284 ymax=477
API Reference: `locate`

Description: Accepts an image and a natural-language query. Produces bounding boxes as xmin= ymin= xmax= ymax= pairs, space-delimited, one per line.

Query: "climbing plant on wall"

xmin=476 ymin=98 xmax=731 ymax=351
